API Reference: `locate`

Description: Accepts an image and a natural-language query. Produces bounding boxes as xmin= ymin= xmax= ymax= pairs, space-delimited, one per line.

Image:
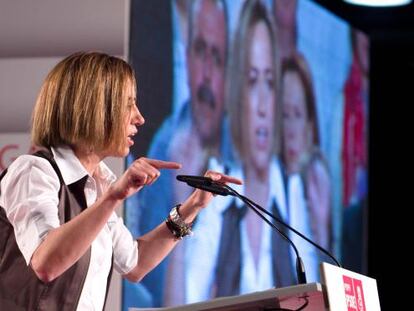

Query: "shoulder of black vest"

xmin=31 ymin=148 xmax=65 ymax=187
xmin=0 ymin=148 xmax=66 ymax=196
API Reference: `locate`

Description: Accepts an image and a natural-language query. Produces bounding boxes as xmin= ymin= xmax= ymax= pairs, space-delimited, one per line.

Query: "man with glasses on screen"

xmin=130 ymin=0 xmax=230 ymax=307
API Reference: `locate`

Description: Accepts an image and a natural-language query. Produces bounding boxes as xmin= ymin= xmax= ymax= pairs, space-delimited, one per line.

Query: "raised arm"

xmin=124 ymin=171 xmax=242 ymax=282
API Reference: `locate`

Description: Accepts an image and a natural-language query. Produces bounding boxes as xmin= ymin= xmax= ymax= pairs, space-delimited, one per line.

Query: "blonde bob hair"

xmin=31 ymin=51 xmax=136 ymax=154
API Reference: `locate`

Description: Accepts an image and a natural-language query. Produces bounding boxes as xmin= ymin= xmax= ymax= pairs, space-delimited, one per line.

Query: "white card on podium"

xmin=320 ymin=262 xmax=381 ymax=311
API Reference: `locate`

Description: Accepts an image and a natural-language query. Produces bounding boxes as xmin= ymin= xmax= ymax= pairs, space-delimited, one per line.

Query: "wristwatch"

xmin=166 ymin=204 xmax=193 ymax=239
xmin=169 ymin=205 xmax=188 ymax=227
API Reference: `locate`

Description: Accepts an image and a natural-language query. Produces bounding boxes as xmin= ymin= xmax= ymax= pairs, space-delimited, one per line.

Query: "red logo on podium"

xmin=343 ymin=275 xmax=366 ymax=311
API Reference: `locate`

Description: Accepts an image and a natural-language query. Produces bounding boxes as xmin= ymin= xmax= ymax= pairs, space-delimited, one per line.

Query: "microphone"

xmin=176 ymin=175 xmax=342 ymax=283
xmin=176 ymin=174 xmax=307 ymax=284
xmin=235 ymin=190 xmax=342 ymax=268
xmin=176 ymin=175 xmax=231 ymax=196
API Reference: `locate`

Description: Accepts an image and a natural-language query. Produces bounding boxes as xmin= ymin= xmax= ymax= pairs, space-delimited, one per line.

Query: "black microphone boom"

xmin=224 ymin=185 xmax=307 ymax=284
xmin=176 ymin=174 xmax=307 ymax=284
xmin=176 ymin=174 xmax=342 ymax=279
xmin=230 ymin=187 xmax=342 ymax=268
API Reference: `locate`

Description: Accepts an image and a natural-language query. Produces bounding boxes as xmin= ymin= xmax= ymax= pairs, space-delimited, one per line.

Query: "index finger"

xmin=145 ymin=158 xmax=182 ymax=170
xmin=218 ymin=175 xmax=243 ymax=185
xmin=208 ymin=172 xmax=243 ymax=185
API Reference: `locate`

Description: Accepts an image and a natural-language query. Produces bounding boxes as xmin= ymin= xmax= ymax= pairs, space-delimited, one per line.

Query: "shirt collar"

xmin=51 ymin=146 xmax=116 ymax=186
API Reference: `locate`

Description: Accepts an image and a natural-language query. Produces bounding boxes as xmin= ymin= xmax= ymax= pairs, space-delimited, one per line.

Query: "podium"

xmin=130 ymin=283 xmax=326 ymax=311
xmin=130 ymin=263 xmax=380 ymax=311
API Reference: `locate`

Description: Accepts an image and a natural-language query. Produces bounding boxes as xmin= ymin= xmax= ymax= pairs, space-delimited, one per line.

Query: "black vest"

xmin=215 ymin=199 xmax=296 ymax=297
xmin=0 ymin=149 xmax=112 ymax=311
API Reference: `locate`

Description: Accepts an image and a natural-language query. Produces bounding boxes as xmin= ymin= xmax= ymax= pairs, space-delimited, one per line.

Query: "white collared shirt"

xmin=0 ymin=146 xmax=138 ymax=310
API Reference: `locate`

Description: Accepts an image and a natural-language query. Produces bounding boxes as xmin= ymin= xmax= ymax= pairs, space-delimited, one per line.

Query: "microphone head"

xmin=186 ymin=181 xmax=230 ymax=196
xmin=176 ymin=175 xmax=213 ymax=184
xmin=176 ymin=175 xmax=230 ymax=196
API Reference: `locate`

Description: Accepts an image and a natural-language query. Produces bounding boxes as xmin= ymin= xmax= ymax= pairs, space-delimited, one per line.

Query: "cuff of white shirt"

xmin=116 ymin=239 xmax=138 ymax=275
xmin=111 ymin=217 xmax=139 ymax=275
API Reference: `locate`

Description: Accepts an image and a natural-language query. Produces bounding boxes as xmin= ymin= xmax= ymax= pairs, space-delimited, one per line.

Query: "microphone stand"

xmin=223 ymin=185 xmax=307 ymax=284
xmin=176 ymin=174 xmax=341 ymax=281
xmin=222 ymin=184 xmax=342 ymax=268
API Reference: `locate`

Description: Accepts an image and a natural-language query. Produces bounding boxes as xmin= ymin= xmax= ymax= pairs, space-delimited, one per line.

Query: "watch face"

xmin=166 ymin=205 xmax=193 ymax=240
xmin=170 ymin=207 xmax=178 ymax=219
xmin=170 ymin=205 xmax=191 ymax=228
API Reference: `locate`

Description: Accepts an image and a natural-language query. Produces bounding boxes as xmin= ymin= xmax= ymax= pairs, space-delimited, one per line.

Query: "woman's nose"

xmin=132 ymin=105 xmax=145 ymax=126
